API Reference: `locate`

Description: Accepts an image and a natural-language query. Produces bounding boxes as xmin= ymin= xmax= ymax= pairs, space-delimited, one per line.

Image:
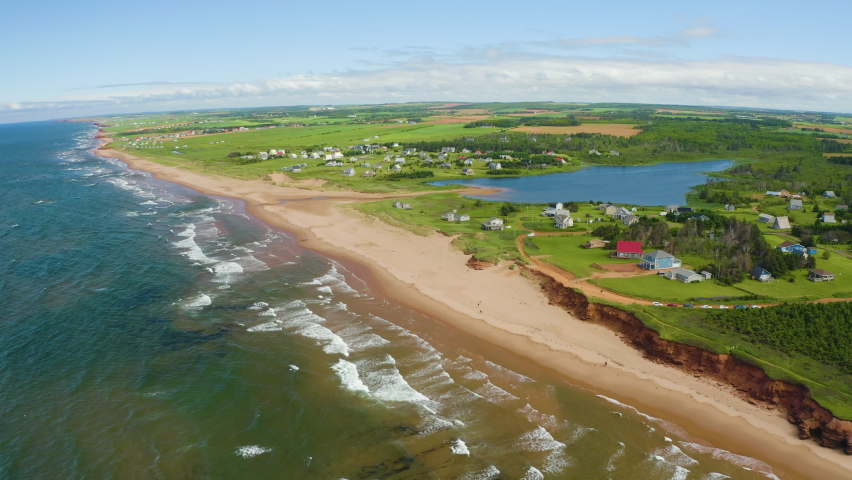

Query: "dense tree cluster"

xmin=381 ymin=171 xmax=434 ymax=181
xmin=669 ymin=216 xmax=813 ymax=284
xmin=706 ymin=303 xmax=852 ymax=373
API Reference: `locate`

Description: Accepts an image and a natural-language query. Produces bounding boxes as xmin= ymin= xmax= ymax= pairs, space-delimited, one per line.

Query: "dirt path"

xmin=516 ymin=234 xmax=654 ymax=305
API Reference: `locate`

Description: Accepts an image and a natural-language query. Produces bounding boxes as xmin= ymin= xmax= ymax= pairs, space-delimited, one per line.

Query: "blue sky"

xmin=2 ymin=0 xmax=851 ymax=122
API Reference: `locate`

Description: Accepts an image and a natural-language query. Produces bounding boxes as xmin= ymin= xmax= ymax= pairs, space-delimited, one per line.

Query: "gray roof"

xmin=670 ymin=267 xmax=698 ymax=277
xmin=751 ymin=265 xmax=771 ymax=277
xmin=646 ymin=250 xmax=674 ymax=259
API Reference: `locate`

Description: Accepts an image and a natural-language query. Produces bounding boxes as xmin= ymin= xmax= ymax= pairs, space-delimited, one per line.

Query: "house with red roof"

xmin=613 ymin=241 xmax=644 ymax=259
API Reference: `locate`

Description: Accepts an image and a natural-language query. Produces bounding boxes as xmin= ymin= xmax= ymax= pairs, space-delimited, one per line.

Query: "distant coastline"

xmin=92 ymin=135 xmax=852 ymax=479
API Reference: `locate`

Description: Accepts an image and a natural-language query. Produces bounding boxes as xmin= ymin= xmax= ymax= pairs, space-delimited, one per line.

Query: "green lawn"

xmin=589 ymin=274 xmax=751 ymax=303
xmin=533 ymin=235 xmax=635 ymax=278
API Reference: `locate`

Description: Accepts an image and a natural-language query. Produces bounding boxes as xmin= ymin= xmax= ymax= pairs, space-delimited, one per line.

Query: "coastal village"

xmin=93 ymin=104 xmax=852 ymax=463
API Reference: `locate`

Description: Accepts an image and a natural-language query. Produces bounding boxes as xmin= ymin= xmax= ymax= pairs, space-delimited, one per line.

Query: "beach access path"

xmin=93 ymin=143 xmax=852 ymax=479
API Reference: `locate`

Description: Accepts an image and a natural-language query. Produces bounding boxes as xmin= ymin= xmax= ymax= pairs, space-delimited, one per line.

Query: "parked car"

xmin=527 ymin=232 xmax=535 ymax=237
xmin=700 ymin=305 xmax=712 ymax=308
xmin=749 ymin=305 xmax=762 ymax=308
xmin=667 ymin=303 xmax=678 ymax=307
xmin=652 ymin=302 xmax=663 ymax=306
xmin=718 ymin=305 xmax=729 ymax=309
xmin=735 ymin=305 xmax=747 ymax=309
xmin=683 ymin=304 xmax=695 ymax=308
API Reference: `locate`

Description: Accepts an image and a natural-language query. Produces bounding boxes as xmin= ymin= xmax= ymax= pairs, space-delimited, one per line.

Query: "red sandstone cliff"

xmin=529 ymin=268 xmax=852 ymax=454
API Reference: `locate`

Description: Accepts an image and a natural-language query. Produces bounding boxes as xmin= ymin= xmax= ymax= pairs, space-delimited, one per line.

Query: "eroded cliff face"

xmin=529 ymin=268 xmax=852 ymax=454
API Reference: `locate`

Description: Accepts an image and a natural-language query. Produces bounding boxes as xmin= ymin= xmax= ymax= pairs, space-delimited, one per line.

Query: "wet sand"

xmin=94 ymin=143 xmax=852 ymax=479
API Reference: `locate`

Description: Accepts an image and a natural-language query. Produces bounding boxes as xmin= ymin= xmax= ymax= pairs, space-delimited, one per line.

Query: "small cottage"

xmin=361 ymin=170 xmax=375 ymax=177
xmin=342 ymin=168 xmax=356 ymax=177
xmin=622 ymin=215 xmax=639 ymax=226
xmin=461 ymin=168 xmax=475 ymax=176
xmin=771 ymin=216 xmax=791 ymax=230
xmin=758 ymin=213 xmax=776 ymax=224
xmin=481 ymin=217 xmax=505 ymax=231
xmin=662 ymin=267 xmax=704 ymax=283
xmin=583 ymin=239 xmax=606 ymax=249
xmin=613 ymin=241 xmax=644 ymax=259
xmin=725 ymin=204 xmax=736 ymax=211
xmin=393 ymin=201 xmax=412 ymax=210
xmin=808 ymin=269 xmax=835 ymax=282
xmin=821 ymin=212 xmax=836 ymax=223
xmin=789 ymin=199 xmax=803 ymax=210
xmin=823 ymin=191 xmax=837 ymax=198
xmin=751 ymin=266 xmax=773 ymax=282
xmin=392 ymin=164 xmax=402 ymax=172
xmin=554 ymin=213 xmax=573 ymax=229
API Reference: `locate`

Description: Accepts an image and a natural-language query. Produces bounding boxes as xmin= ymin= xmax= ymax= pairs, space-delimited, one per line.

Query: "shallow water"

xmin=0 ymin=122 xmax=782 ymax=479
xmin=430 ymin=160 xmax=734 ymax=205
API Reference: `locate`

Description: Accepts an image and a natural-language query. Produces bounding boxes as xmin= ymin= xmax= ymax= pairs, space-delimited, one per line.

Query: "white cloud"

xmin=2 ymin=55 xmax=852 ymax=121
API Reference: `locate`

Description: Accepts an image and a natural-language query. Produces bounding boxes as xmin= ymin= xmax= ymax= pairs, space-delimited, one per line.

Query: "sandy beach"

xmin=95 ymin=144 xmax=852 ymax=479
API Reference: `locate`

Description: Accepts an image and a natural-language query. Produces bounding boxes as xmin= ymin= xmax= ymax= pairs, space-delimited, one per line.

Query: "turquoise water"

xmin=430 ymin=160 xmax=734 ymax=205
xmin=0 ymin=122 xmax=783 ymax=479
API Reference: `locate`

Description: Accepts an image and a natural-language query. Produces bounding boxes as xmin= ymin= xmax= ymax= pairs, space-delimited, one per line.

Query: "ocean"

xmin=0 ymin=122 xmax=785 ymax=479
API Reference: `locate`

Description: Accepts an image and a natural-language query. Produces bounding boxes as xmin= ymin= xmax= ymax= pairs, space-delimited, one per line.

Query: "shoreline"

xmin=94 ymin=142 xmax=852 ymax=479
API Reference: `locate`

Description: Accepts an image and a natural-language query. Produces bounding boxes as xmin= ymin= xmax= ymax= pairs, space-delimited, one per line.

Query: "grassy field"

xmin=532 ymin=235 xmax=636 ymax=278
xmin=590 ymin=275 xmax=752 ymax=303
xmin=352 ymin=193 xmax=528 ymax=262
xmin=511 ymin=124 xmax=642 ymax=137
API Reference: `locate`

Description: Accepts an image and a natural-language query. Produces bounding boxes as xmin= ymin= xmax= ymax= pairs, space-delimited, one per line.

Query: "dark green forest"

xmin=706 ymin=303 xmax=852 ymax=373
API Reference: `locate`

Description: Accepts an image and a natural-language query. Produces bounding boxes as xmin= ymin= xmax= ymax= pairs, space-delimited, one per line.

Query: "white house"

xmin=342 ymin=168 xmax=356 ymax=177
xmin=481 ymin=217 xmax=505 ymax=231
xmin=554 ymin=213 xmax=574 ymax=229
xmin=488 ymin=162 xmax=502 ymax=170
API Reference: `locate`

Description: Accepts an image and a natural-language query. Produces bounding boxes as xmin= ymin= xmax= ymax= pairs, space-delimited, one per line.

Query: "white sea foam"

xmin=449 ymin=439 xmax=470 ymax=456
xmin=680 ymin=442 xmax=779 ymax=479
xmin=542 ymin=449 xmax=572 ymax=474
xmin=235 ymin=445 xmax=272 ymax=458
xmin=358 ymin=354 xmax=432 ymax=405
xmin=605 ymin=442 xmax=625 ymax=472
xmin=459 ymin=465 xmax=500 ymax=480
xmin=258 ymin=308 xmax=276 ymax=317
xmin=520 ymin=466 xmax=544 ymax=480
xmin=331 ymin=359 xmax=369 ymax=393
xmin=516 ymin=426 xmax=566 ymax=452
xmin=184 ymin=293 xmax=212 ymax=309
xmin=484 ymin=360 xmax=535 ymax=383
xmin=475 ymin=381 xmax=520 ymax=404
xmin=417 ymin=416 xmax=454 ymax=435
xmin=248 ymin=302 xmax=268 ymax=310
xmin=279 ymin=302 xmax=349 ymax=356
xmin=647 ymin=455 xmax=691 ymax=480
xmin=653 ymin=444 xmax=698 ymax=467
xmin=289 ymin=365 xmax=300 ymax=371
xmin=462 ymin=369 xmax=489 ymax=381
xmin=597 ymin=395 xmax=691 ymax=439
xmin=702 ymin=474 xmax=731 ymax=480
xmin=247 ymin=321 xmax=283 ymax=332
xmin=140 ymin=200 xmax=157 ymax=206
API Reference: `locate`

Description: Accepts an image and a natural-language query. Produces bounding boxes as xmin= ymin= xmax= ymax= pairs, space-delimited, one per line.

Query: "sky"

xmin=2 ymin=0 xmax=852 ymax=123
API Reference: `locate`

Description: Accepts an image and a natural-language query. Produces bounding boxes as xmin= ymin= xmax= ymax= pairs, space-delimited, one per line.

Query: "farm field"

xmin=511 ymin=124 xmax=642 ymax=137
